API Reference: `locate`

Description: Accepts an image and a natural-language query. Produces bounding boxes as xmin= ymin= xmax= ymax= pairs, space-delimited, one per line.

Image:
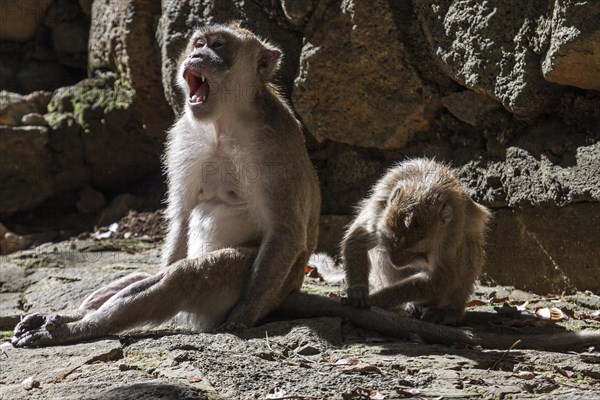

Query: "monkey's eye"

xmin=211 ymin=41 xmax=224 ymax=49
xmin=194 ymin=40 xmax=206 ymax=48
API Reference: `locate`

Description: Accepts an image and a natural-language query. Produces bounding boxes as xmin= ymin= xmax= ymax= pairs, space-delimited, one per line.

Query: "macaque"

xmin=13 ymin=22 xmax=320 ymax=346
xmin=12 ymin=26 xmax=600 ymax=352
xmin=342 ymin=158 xmax=491 ymax=324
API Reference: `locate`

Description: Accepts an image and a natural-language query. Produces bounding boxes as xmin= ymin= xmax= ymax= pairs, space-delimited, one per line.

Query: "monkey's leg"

xmin=12 ymin=248 xmax=257 ymax=347
xmin=79 ymin=272 xmax=153 ymax=311
xmin=14 ymin=272 xmax=154 ymax=341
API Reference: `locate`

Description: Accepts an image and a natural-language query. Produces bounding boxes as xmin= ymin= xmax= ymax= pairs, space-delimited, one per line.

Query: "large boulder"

xmin=542 ymin=0 xmax=600 ymax=90
xmin=293 ymin=0 xmax=440 ymax=149
xmin=486 ymin=204 xmax=600 ymax=294
xmin=0 ymin=126 xmax=55 ymax=216
xmin=0 ymin=91 xmax=52 ymax=126
xmin=46 ymin=73 xmax=163 ymax=190
xmin=88 ymin=0 xmax=173 ymax=142
xmin=458 ymin=126 xmax=600 ymax=293
xmin=413 ymin=0 xmax=560 ymax=117
xmin=0 ymin=0 xmax=53 ymax=42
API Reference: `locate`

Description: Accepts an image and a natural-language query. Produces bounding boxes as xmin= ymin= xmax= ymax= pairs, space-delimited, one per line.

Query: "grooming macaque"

xmin=12 ymin=25 xmax=600 ymax=352
xmin=343 ymin=158 xmax=491 ymax=324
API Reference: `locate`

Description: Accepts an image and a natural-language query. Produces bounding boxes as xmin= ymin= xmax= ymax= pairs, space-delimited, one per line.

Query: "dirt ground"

xmin=0 ymin=238 xmax=599 ymax=399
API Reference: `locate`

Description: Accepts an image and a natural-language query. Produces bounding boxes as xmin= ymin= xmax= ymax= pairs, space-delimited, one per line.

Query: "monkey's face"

xmin=178 ymin=27 xmax=235 ymax=119
xmin=381 ymin=193 xmax=453 ymax=267
xmin=177 ymin=24 xmax=283 ymax=121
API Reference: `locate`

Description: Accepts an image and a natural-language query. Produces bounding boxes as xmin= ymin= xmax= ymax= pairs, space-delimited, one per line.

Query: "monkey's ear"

xmin=258 ymin=46 xmax=282 ymax=79
xmin=439 ymin=202 xmax=453 ymax=225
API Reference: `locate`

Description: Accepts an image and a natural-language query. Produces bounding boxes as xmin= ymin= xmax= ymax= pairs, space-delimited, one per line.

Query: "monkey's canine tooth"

xmin=200 ymin=72 xmax=206 ymax=82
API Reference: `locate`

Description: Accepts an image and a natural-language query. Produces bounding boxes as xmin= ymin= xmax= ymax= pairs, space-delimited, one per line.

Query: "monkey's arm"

xmin=368 ymin=272 xmax=434 ymax=310
xmin=342 ymin=224 xmax=378 ymax=308
xmin=162 ymin=215 xmax=189 ymax=266
xmin=162 ymin=182 xmax=195 ymax=266
xmin=223 ymin=230 xmax=303 ymax=328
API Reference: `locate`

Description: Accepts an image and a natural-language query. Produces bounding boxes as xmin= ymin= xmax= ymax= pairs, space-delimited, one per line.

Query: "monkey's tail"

xmin=277 ymin=292 xmax=600 ymax=352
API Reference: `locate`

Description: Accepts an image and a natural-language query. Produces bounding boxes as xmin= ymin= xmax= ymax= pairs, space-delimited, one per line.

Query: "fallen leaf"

xmin=335 ymin=357 xmax=360 ymax=366
xmin=514 ymin=371 xmax=536 ymax=380
xmin=466 ymin=299 xmax=488 ymax=307
xmin=304 ymin=265 xmax=322 ymax=279
xmin=553 ymin=365 xmax=574 ymax=378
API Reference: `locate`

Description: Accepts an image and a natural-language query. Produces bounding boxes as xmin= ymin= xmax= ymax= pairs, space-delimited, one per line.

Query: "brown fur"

xmin=343 ymin=158 xmax=491 ymax=323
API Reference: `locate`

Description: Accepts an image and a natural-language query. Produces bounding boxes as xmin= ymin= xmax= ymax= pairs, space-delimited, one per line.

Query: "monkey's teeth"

xmin=200 ymin=73 xmax=206 ymax=82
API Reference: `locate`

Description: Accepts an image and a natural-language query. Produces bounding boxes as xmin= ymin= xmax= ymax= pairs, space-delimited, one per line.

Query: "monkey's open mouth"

xmin=186 ymin=69 xmax=210 ymax=105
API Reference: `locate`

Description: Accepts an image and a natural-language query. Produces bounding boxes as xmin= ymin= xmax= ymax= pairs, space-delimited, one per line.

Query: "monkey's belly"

xmin=186 ymin=202 xmax=262 ymax=259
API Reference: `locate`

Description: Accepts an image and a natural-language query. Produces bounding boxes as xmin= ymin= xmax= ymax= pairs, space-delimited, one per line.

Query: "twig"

xmin=489 ymin=339 xmax=521 ymax=370
xmin=265 ymin=331 xmax=275 ymax=352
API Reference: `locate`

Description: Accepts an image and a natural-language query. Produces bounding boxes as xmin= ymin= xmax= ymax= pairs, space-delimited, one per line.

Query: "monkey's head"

xmin=177 ymin=22 xmax=283 ymax=120
xmin=379 ymin=185 xmax=462 ymax=267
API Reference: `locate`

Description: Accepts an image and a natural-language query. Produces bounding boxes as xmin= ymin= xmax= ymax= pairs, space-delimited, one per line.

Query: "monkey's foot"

xmin=12 ymin=313 xmax=83 ymax=347
xmin=344 ymin=285 xmax=370 ymax=308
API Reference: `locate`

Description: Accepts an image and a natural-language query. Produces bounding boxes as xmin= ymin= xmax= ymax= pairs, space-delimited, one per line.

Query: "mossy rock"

xmin=46 ymin=71 xmax=134 ymax=132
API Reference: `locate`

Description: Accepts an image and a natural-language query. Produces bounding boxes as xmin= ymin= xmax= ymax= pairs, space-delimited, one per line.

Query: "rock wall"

xmin=1 ymin=0 xmax=599 ymax=293
xmin=0 ymin=0 xmax=89 ymax=93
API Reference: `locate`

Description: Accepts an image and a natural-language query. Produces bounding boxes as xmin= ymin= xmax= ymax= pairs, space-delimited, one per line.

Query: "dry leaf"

xmin=515 ymin=371 xmax=536 ymax=380
xmin=304 ymin=265 xmax=322 ymax=279
xmin=335 ymin=357 xmax=360 ymax=366
xmin=466 ymin=299 xmax=488 ymax=307
xmin=553 ymin=365 xmax=574 ymax=378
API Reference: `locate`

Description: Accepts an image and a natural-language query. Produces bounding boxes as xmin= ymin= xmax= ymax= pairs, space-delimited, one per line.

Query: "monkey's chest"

xmin=186 ymin=155 xmax=262 ymax=258
xmin=195 ymin=156 xmax=248 ymax=206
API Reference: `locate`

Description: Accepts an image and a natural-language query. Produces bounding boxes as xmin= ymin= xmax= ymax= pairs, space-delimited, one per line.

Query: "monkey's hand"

xmin=343 ymin=285 xmax=370 ymax=308
xmin=12 ymin=312 xmax=84 ymax=347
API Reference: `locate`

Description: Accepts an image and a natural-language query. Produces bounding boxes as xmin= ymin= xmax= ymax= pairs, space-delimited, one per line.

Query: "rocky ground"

xmin=1 ymin=238 xmax=599 ymax=400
